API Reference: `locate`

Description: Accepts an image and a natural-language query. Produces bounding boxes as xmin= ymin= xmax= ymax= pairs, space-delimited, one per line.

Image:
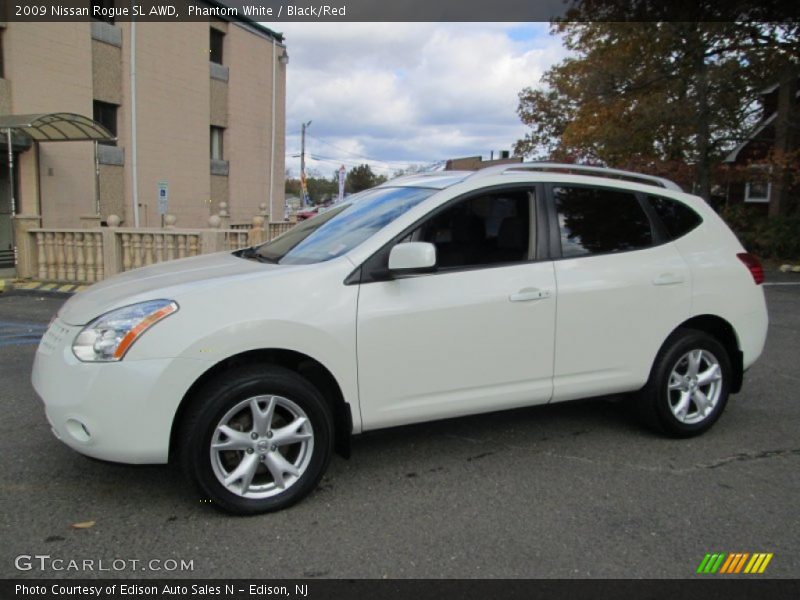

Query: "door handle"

xmin=509 ymin=288 xmax=551 ymax=302
xmin=652 ymin=273 xmax=685 ymax=286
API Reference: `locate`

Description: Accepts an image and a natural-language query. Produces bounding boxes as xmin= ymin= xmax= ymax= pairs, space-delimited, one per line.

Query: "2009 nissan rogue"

xmin=32 ymin=164 xmax=768 ymax=514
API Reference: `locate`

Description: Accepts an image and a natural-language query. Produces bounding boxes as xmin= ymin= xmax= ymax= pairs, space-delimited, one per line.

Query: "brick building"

xmin=0 ymin=6 xmax=287 ymax=267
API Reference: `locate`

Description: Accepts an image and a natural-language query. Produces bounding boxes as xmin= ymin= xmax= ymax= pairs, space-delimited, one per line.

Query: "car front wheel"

xmin=637 ymin=329 xmax=732 ymax=437
xmin=177 ymin=365 xmax=333 ymax=515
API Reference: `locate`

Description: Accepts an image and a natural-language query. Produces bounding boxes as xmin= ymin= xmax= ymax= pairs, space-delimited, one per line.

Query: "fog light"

xmin=65 ymin=419 xmax=92 ymax=443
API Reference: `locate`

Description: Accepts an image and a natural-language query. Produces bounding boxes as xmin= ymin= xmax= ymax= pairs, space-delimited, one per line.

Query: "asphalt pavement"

xmin=0 ymin=283 xmax=798 ymax=579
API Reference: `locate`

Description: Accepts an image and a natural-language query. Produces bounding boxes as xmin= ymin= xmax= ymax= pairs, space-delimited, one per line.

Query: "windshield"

xmin=256 ymin=186 xmax=436 ymax=265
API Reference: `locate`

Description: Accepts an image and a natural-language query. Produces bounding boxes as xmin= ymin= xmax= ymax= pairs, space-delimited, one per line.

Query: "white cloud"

xmin=264 ymin=22 xmax=568 ymax=176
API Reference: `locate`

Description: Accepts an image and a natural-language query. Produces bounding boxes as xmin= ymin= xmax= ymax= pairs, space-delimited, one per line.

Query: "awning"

xmin=0 ymin=112 xmax=116 ymax=142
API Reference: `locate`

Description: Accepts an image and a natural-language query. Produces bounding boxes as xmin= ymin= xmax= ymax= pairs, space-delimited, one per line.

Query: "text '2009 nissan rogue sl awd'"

xmin=32 ymin=164 xmax=768 ymax=514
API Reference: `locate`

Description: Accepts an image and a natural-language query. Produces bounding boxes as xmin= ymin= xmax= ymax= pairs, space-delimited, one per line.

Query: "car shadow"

xmin=50 ymin=395 xmax=650 ymax=517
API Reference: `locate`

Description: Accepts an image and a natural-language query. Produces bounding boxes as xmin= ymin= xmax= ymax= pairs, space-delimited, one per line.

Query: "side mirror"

xmin=388 ymin=242 xmax=437 ymax=274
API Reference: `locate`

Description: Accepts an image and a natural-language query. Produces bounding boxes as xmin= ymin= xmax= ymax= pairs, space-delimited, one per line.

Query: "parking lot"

xmin=1 ymin=282 xmax=798 ymax=579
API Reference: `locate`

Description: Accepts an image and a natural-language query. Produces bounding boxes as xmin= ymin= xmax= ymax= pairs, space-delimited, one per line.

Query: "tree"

xmin=285 ymin=171 xmax=337 ymax=205
xmin=284 ymin=171 xmax=302 ymax=198
xmin=392 ymin=164 xmax=429 ymax=178
xmin=305 ymin=172 xmax=338 ymax=204
xmin=515 ymin=14 xmax=799 ymax=210
xmin=345 ymin=164 xmax=387 ymax=193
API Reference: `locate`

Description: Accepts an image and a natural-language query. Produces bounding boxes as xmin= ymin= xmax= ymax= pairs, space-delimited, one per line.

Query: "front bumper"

xmin=32 ymin=318 xmax=211 ymax=464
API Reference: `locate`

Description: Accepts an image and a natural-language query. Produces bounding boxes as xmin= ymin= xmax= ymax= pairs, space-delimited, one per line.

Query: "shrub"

xmin=718 ymin=205 xmax=800 ymax=261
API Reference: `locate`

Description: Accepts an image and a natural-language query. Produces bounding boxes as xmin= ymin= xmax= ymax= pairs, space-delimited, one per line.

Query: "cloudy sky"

xmin=261 ymin=23 xmax=568 ymax=178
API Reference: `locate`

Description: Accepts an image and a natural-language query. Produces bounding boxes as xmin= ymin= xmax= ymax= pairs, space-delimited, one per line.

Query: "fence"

xmin=14 ymin=217 xmax=297 ymax=285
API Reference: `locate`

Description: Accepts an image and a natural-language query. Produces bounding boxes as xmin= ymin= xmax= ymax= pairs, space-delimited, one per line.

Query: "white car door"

xmin=547 ymin=184 xmax=692 ymax=402
xmin=355 ymin=187 xmax=557 ymax=430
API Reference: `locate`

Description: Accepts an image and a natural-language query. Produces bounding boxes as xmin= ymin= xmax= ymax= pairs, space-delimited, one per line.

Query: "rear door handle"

xmin=509 ymin=288 xmax=551 ymax=302
xmin=652 ymin=273 xmax=685 ymax=286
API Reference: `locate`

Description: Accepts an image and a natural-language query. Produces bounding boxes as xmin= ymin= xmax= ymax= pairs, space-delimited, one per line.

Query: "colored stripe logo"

xmin=696 ymin=553 xmax=773 ymax=574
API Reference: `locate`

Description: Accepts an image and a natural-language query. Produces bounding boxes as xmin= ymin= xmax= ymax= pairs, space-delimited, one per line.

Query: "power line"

xmin=306 ymin=133 xmax=379 ymax=163
xmin=289 ymin=150 xmax=422 ymax=172
xmin=305 ymin=134 xmax=423 ymax=168
xmin=308 ymin=155 xmax=398 ymax=173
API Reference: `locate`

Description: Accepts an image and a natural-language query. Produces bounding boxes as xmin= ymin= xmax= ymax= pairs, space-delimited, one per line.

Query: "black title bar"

xmin=3 ymin=0 xmax=800 ymax=23
xmin=3 ymin=579 xmax=800 ymax=600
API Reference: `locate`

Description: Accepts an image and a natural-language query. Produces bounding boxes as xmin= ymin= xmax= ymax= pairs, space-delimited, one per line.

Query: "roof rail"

xmin=468 ymin=162 xmax=682 ymax=191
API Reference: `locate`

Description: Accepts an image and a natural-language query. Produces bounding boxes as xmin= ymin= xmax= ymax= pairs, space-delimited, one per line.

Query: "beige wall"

xmin=5 ymin=23 xmax=95 ymax=225
xmin=3 ymin=21 xmax=286 ymax=228
xmin=18 ymin=146 xmax=40 ymax=216
xmin=210 ymin=78 xmax=228 ymax=128
xmin=227 ymin=24 xmax=286 ymax=223
xmin=92 ymin=39 xmax=122 ymax=105
xmin=98 ymin=164 xmax=124 ymax=218
xmin=127 ymin=23 xmax=211 ymax=227
xmin=210 ymin=174 xmax=229 ymax=208
xmin=0 ymin=79 xmax=11 ymax=116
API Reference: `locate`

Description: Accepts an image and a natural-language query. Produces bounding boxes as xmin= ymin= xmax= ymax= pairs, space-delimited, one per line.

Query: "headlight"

xmin=72 ymin=299 xmax=178 ymax=362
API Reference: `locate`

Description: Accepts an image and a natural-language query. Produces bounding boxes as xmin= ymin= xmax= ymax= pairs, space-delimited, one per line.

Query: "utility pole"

xmin=300 ymin=120 xmax=312 ymax=206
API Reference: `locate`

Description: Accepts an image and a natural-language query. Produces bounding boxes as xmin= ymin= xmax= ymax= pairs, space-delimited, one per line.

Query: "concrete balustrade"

xmin=14 ymin=214 xmax=297 ymax=284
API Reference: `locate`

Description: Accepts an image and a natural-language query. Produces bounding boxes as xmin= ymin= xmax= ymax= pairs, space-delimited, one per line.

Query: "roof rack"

xmin=468 ymin=162 xmax=682 ymax=191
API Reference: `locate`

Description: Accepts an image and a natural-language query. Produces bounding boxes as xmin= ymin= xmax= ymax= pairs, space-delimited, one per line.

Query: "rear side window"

xmin=553 ymin=186 xmax=653 ymax=258
xmin=647 ymin=195 xmax=702 ymax=239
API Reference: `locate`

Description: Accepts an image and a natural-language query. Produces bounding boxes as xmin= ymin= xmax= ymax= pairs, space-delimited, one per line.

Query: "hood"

xmin=58 ymin=252 xmax=275 ymax=325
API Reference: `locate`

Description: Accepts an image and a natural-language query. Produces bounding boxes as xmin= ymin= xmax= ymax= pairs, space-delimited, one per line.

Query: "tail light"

xmin=737 ymin=253 xmax=764 ymax=285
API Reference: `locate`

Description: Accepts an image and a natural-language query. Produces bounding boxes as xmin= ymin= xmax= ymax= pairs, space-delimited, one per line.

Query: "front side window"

xmin=647 ymin=195 xmax=702 ymax=239
xmin=409 ymin=189 xmax=532 ymax=268
xmin=256 ymin=186 xmax=435 ymax=265
xmin=554 ymin=185 xmax=652 ymax=258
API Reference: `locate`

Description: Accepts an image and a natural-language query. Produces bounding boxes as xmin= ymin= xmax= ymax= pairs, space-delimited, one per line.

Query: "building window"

xmin=91 ymin=0 xmax=116 ymax=24
xmin=93 ymin=100 xmax=118 ymax=146
xmin=745 ymin=170 xmax=771 ymax=203
xmin=210 ymin=28 xmax=225 ymax=65
xmin=210 ymin=126 xmax=225 ymax=160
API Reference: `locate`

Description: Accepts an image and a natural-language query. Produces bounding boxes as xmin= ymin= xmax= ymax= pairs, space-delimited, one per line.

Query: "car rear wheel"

xmin=637 ymin=329 xmax=732 ymax=437
xmin=177 ymin=364 xmax=333 ymax=515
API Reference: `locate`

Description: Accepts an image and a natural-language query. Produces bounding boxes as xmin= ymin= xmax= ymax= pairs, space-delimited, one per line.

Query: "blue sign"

xmin=157 ymin=181 xmax=168 ymax=215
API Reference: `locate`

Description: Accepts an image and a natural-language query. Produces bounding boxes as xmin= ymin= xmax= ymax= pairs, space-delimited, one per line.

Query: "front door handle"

xmin=652 ymin=273 xmax=685 ymax=286
xmin=509 ymin=288 xmax=551 ymax=302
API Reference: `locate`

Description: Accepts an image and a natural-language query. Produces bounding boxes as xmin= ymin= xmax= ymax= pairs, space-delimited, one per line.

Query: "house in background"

xmin=0 ymin=5 xmax=288 ymax=267
xmin=723 ymin=77 xmax=800 ymax=213
xmin=445 ymin=152 xmax=522 ymax=171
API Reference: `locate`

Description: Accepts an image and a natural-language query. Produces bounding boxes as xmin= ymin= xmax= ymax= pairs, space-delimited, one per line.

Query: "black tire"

xmin=177 ymin=364 xmax=333 ymax=515
xmin=635 ymin=328 xmax=732 ymax=438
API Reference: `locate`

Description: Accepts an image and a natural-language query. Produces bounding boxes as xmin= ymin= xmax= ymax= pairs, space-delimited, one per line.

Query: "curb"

xmin=0 ymin=280 xmax=87 ymax=295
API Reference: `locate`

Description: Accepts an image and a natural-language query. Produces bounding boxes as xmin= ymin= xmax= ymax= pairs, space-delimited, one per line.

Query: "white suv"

xmin=32 ymin=164 xmax=768 ymax=514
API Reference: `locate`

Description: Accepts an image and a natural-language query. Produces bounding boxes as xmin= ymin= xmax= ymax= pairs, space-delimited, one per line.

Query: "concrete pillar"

xmin=102 ymin=215 xmax=122 ymax=277
xmin=200 ymin=230 xmax=225 ymax=254
xmin=12 ymin=214 xmax=42 ymax=279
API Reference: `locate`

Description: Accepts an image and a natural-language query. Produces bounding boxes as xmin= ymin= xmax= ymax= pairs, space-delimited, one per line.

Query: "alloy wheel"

xmin=209 ymin=395 xmax=314 ymax=499
xmin=666 ymin=349 xmax=723 ymax=425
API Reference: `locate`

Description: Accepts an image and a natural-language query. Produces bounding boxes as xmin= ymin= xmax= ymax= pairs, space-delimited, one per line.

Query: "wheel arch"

xmin=169 ymin=348 xmax=353 ymax=462
xmin=667 ymin=314 xmax=743 ymax=393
